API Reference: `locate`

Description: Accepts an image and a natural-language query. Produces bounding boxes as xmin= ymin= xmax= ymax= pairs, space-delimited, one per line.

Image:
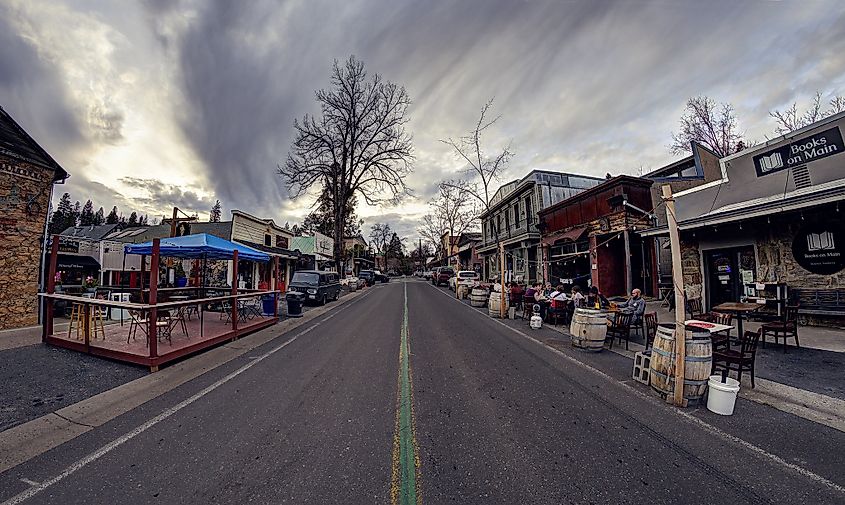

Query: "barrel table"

xmin=569 ymin=308 xmax=608 ymax=352
xmin=488 ymin=290 xmax=509 ymax=318
xmin=470 ymin=288 xmax=488 ymax=308
xmin=649 ymin=324 xmax=712 ymax=404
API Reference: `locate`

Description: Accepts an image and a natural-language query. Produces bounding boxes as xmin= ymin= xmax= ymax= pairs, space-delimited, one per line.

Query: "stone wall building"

xmin=0 ymin=106 xmax=69 ymax=330
xmin=643 ymin=111 xmax=845 ymax=326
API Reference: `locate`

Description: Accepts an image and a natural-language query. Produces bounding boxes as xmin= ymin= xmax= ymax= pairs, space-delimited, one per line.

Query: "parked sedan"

xmin=449 ymin=270 xmax=480 ymax=291
xmin=373 ymin=270 xmax=390 ymax=283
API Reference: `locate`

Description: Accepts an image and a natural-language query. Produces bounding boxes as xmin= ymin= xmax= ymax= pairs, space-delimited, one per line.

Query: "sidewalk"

xmin=433 ymin=284 xmax=845 ymax=433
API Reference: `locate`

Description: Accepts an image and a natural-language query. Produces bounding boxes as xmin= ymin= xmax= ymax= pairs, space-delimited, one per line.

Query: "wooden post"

xmin=44 ymin=234 xmax=59 ymax=341
xmin=140 ymin=255 xmax=146 ymax=303
xmin=623 ymin=229 xmax=633 ymax=295
xmin=273 ymin=256 xmax=279 ymax=318
xmin=83 ymin=302 xmax=91 ymax=352
xmin=662 ymin=185 xmax=687 ymax=407
xmin=148 ymin=239 xmax=160 ymax=362
xmin=499 ymin=242 xmax=506 ymax=318
xmin=231 ymin=250 xmax=239 ymax=334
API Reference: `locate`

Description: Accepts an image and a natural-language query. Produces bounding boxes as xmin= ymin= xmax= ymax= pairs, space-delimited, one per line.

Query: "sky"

xmin=1 ymin=0 xmax=844 ymax=245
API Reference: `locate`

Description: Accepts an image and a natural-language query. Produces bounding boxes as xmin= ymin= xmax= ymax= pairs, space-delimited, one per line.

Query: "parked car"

xmin=422 ymin=270 xmax=434 ymax=280
xmin=287 ymin=270 xmax=341 ymax=305
xmin=358 ymin=270 xmax=376 ymax=286
xmin=434 ymin=267 xmax=455 ymax=286
xmin=449 ymin=270 xmax=480 ymax=291
xmin=373 ymin=270 xmax=390 ymax=283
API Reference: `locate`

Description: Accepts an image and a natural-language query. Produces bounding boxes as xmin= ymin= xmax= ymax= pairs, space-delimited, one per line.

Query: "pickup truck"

xmin=433 ymin=267 xmax=454 ymax=287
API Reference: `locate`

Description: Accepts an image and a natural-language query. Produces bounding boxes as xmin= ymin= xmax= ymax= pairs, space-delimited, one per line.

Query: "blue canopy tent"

xmin=124 ymin=233 xmax=270 ymax=261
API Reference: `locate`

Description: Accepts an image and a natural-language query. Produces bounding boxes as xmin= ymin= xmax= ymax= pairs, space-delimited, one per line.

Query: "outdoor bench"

xmin=791 ymin=288 xmax=845 ymax=317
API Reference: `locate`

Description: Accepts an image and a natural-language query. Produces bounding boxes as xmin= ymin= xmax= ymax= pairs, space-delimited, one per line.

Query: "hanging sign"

xmin=754 ymin=126 xmax=844 ymax=177
xmin=792 ymin=224 xmax=845 ymax=275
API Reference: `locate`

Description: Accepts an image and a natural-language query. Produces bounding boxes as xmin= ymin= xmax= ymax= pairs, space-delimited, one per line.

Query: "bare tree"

xmin=441 ymin=99 xmax=513 ymax=211
xmin=418 ymin=213 xmax=447 ymax=257
xmin=670 ymin=96 xmax=744 ymax=157
xmin=419 ymin=181 xmax=478 ymax=264
xmin=279 ymin=56 xmax=414 ymax=268
xmin=369 ymin=222 xmax=392 ymax=267
xmin=440 ymin=99 xmax=513 ymax=279
xmin=770 ymin=91 xmax=845 ymax=135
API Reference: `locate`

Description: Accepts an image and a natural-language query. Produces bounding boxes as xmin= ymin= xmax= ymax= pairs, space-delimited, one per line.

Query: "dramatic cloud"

xmin=1 ymin=0 xmax=844 ymax=244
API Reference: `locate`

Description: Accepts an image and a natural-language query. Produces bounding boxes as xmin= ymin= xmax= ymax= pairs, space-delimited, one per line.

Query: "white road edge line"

xmin=0 ymin=308 xmax=346 ymax=505
xmin=424 ymin=282 xmax=845 ymax=496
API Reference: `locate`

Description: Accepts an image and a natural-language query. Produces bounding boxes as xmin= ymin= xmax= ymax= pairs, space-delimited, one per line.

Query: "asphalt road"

xmin=1 ymin=279 xmax=843 ymax=504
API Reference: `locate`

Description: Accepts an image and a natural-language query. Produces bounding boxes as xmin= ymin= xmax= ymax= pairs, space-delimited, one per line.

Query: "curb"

xmin=0 ymin=287 xmax=370 ymax=474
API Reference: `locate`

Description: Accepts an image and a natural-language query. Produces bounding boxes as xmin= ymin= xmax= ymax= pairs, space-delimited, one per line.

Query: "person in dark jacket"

xmin=586 ymin=286 xmax=609 ymax=309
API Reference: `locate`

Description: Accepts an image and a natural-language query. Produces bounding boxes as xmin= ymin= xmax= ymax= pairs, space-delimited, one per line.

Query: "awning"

xmin=124 ymin=233 xmax=270 ymax=262
xmin=57 ymin=254 xmax=100 ymax=270
xmin=543 ymin=226 xmax=588 ymax=246
xmin=235 ymin=240 xmax=301 ymax=260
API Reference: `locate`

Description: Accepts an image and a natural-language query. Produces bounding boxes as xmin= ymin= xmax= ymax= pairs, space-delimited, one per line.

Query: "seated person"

xmin=618 ymin=288 xmax=646 ymax=322
xmin=570 ymin=285 xmax=585 ymax=309
xmin=532 ymin=282 xmax=550 ymax=318
xmin=585 ymin=286 xmax=609 ymax=310
xmin=509 ymin=282 xmax=524 ymax=305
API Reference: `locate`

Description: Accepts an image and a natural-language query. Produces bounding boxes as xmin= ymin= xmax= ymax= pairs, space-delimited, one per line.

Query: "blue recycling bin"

xmin=262 ymin=295 xmax=276 ymax=316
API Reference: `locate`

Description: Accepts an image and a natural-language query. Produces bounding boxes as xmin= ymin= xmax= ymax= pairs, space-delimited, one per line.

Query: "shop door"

xmin=704 ymin=246 xmax=755 ymax=309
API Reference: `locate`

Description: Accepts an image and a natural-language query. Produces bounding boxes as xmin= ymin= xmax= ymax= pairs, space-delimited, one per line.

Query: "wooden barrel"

xmin=649 ymin=324 xmax=713 ymax=404
xmin=457 ymin=284 xmax=469 ymax=299
xmin=470 ymin=288 xmax=488 ymax=307
xmin=488 ymin=291 xmax=509 ymax=317
xmin=569 ymin=308 xmax=607 ymax=352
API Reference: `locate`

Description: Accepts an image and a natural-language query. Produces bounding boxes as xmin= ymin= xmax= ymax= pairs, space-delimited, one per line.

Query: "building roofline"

xmin=538 ymin=174 xmax=654 ymax=217
xmin=0 ymin=105 xmax=69 ymax=182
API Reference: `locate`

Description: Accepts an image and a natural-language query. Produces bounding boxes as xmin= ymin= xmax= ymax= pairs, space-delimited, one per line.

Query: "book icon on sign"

xmin=807 ymin=231 xmax=835 ymax=251
xmin=758 ymin=152 xmax=784 ymax=172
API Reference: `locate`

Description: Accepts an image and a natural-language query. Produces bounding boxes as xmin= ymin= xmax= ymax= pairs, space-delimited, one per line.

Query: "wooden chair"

xmin=709 ymin=312 xmax=733 ymax=351
xmin=685 ymin=298 xmax=705 ymax=320
xmin=712 ymin=329 xmax=762 ymax=388
xmin=761 ymin=305 xmax=800 ymax=353
xmin=509 ymin=290 xmax=523 ymax=312
xmin=643 ymin=312 xmax=658 ymax=350
xmin=521 ymin=294 xmax=535 ymax=320
xmin=606 ymin=312 xmax=633 ymax=350
xmin=546 ymin=299 xmax=567 ymax=326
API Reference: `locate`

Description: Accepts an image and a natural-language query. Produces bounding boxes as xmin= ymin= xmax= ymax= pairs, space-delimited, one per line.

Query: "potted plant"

xmin=83 ymin=275 xmax=98 ymax=293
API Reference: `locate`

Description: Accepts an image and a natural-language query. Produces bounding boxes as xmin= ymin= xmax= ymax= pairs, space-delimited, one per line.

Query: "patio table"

xmin=712 ymin=302 xmax=762 ymax=337
xmin=684 ymin=319 xmax=734 ymax=334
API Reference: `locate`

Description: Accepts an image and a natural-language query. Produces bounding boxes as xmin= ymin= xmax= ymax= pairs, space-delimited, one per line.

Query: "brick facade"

xmin=0 ymin=155 xmax=55 ymax=329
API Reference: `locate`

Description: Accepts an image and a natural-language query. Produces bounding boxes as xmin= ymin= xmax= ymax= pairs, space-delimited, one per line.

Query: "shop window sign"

xmin=792 ymin=224 xmax=845 ymax=275
xmin=754 ymin=126 xmax=844 ymax=177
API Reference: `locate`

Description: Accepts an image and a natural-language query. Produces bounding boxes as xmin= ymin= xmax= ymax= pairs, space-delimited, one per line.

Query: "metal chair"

xmin=712 ymin=329 xmax=762 ymax=388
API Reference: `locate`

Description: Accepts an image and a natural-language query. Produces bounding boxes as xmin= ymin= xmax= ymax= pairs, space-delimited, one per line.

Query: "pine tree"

xmin=71 ymin=201 xmax=81 ymax=227
xmin=106 ymin=206 xmax=119 ymax=224
xmin=49 ymin=192 xmax=73 ymax=234
xmin=79 ymin=200 xmax=95 ymax=226
xmin=209 ymin=200 xmax=222 ymax=222
xmin=94 ymin=207 xmax=105 ymax=225
xmin=128 ymin=211 xmax=138 ymax=226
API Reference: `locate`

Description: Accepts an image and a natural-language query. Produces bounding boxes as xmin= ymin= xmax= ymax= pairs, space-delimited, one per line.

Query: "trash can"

xmin=262 ymin=295 xmax=276 ymax=316
xmin=285 ymin=292 xmax=303 ymax=318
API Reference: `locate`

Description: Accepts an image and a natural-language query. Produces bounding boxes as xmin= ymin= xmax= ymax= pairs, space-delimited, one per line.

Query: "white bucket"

xmin=707 ymin=375 xmax=740 ymax=415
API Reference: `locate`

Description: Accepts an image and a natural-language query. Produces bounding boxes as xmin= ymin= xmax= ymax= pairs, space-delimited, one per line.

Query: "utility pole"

xmin=662 ymin=185 xmax=687 ymax=408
